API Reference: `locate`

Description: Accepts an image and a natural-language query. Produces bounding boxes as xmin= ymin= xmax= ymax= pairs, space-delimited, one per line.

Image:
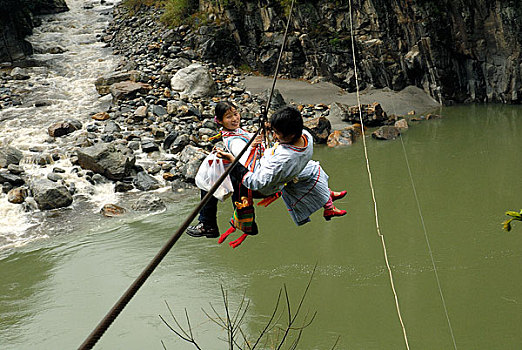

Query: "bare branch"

xmin=291 ymin=264 xmax=317 ymax=324
xmin=330 ymin=335 xmax=341 ymax=350
xmin=252 ymin=288 xmax=283 ymax=350
xmin=165 ymin=301 xmax=190 ymax=339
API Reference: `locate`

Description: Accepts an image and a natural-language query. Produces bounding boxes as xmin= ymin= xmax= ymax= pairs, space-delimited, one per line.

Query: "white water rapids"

xmin=0 ymin=0 xmax=122 ymax=249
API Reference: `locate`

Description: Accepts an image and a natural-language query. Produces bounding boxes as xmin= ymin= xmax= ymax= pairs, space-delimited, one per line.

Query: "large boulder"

xmin=178 ymin=145 xmax=207 ymax=181
xmin=94 ymin=70 xmax=141 ymax=95
xmin=76 ymin=144 xmax=135 ymax=180
xmin=30 ymin=179 xmax=73 ymax=210
xmin=170 ymin=63 xmax=217 ymax=98
xmin=304 ymin=116 xmax=332 ymax=144
xmin=0 ymin=147 xmax=23 ymax=168
xmin=132 ymin=193 xmax=166 ymax=212
xmin=110 ymin=81 xmax=152 ymax=102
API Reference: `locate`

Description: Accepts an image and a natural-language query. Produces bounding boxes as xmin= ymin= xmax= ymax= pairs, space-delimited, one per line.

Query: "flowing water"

xmin=1 ymin=2 xmax=522 ymax=350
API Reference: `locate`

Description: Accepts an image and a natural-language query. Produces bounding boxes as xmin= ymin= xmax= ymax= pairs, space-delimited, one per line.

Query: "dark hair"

xmin=214 ymin=101 xmax=237 ymax=122
xmin=270 ymin=106 xmax=303 ymax=141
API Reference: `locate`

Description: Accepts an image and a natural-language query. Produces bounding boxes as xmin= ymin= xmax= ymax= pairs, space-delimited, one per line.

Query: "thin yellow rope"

xmin=347 ymin=1 xmax=411 ymax=348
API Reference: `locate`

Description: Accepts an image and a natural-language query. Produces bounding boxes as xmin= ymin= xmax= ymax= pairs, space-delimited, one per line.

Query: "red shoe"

xmin=323 ymin=207 xmax=347 ymax=221
xmin=330 ymin=190 xmax=347 ymax=201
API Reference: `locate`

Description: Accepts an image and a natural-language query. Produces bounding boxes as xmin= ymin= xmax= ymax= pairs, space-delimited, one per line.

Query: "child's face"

xmin=220 ymin=108 xmax=240 ymax=130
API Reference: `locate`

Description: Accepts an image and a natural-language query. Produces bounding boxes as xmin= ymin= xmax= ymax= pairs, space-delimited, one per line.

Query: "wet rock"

xmin=110 ymin=81 xmax=153 ymax=102
xmin=100 ymin=203 xmax=126 ymax=217
xmin=327 ymin=128 xmax=356 ymax=147
xmin=131 ymin=193 xmax=166 ymax=211
xmin=76 ymin=143 xmax=136 ymax=180
xmin=394 ymin=119 xmax=409 ymax=129
xmin=304 ymin=116 xmax=331 ymax=144
xmin=163 ymin=132 xmax=178 ymax=150
xmin=0 ymin=171 xmax=24 ymax=186
xmin=46 ymin=173 xmax=62 ymax=182
xmin=48 ymin=121 xmax=81 ymax=137
xmin=95 ymin=70 xmax=141 ymax=95
xmin=151 ymin=104 xmax=167 ymax=117
xmin=0 ymin=147 xmax=23 ymax=168
xmin=134 ymin=105 xmax=148 ymax=118
xmin=7 ymin=187 xmax=27 ymax=204
xmin=10 ymin=67 xmax=30 ymax=80
xmin=170 ymin=63 xmax=217 ymax=98
xmin=7 ymin=164 xmax=23 ymax=174
xmin=115 ymin=181 xmax=134 ymax=192
xmin=133 ymin=171 xmax=161 ymax=191
xmin=92 ymin=174 xmax=107 ymax=184
xmin=30 ymin=179 xmax=73 ymax=210
xmin=372 ymin=126 xmax=401 ymax=140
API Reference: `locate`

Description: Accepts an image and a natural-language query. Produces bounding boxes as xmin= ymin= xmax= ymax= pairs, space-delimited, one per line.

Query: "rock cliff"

xmin=197 ymin=0 xmax=521 ymax=104
xmin=0 ymin=0 xmax=68 ymax=62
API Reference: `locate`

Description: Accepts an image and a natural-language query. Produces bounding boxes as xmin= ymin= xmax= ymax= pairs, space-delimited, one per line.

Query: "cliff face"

xmin=0 ymin=0 xmax=68 ymax=62
xmin=200 ymin=0 xmax=521 ymax=104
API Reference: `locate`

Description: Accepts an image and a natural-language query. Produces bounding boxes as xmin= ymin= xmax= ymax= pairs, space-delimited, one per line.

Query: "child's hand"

xmin=251 ymin=135 xmax=263 ymax=148
xmin=216 ymin=150 xmax=235 ymax=163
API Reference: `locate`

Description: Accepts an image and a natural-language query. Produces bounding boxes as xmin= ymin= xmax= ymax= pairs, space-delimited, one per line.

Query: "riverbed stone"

xmin=95 ymin=70 xmax=141 ymax=95
xmin=7 ymin=164 xmax=23 ymax=174
xmin=76 ymin=143 xmax=136 ymax=180
xmin=100 ymin=203 xmax=126 ymax=217
xmin=170 ymin=63 xmax=217 ymax=98
xmin=133 ymin=171 xmax=161 ymax=191
xmin=30 ymin=178 xmax=73 ymax=210
xmin=10 ymin=67 xmax=30 ymax=80
xmin=7 ymin=186 xmax=27 ymax=204
xmin=0 ymin=171 xmax=24 ymax=186
xmin=372 ymin=125 xmax=401 ymax=140
xmin=48 ymin=121 xmax=81 ymax=137
xmin=178 ymin=145 xmax=207 ymax=181
xmin=110 ymin=81 xmax=153 ymax=102
xmin=327 ymin=128 xmax=356 ymax=147
xmin=131 ymin=193 xmax=166 ymax=211
xmin=0 ymin=147 xmax=23 ymax=168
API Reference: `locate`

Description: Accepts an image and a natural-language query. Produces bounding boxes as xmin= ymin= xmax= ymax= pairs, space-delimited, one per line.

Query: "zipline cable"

xmin=393 ymin=96 xmax=458 ymax=348
xmin=347 ymin=0 xmax=411 ymax=348
xmin=78 ymin=1 xmax=295 ymax=348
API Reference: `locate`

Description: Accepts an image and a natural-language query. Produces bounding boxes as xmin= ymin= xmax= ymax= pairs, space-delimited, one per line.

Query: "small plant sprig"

xmin=502 ymin=210 xmax=522 ymax=232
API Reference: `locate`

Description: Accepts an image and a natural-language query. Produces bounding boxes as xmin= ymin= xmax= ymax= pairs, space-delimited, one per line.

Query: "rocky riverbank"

xmin=0 ymin=2 xmax=441 ymax=214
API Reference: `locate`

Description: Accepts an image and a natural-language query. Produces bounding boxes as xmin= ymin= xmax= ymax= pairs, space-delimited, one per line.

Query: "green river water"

xmin=1 ymin=104 xmax=521 ymax=349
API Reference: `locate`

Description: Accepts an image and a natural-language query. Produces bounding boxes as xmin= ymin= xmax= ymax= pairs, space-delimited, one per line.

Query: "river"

xmin=1 ymin=1 xmax=522 ymax=350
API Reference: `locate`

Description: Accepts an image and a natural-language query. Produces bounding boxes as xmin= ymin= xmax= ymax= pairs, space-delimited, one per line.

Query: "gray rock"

xmin=170 ymin=63 xmax=217 ymax=98
xmin=0 ymin=171 xmax=24 ymax=186
xmin=7 ymin=164 xmax=23 ymax=174
xmin=260 ymin=88 xmax=286 ymax=111
xmin=178 ymin=145 xmax=206 ymax=181
xmin=151 ymin=104 xmax=167 ymax=117
xmin=10 ymin=67 xmax=30 ymax=80
xmin=131 ymin=193 xmax=166 ymax=211
xmin=0 ymin=147 xmax=23 ymax=168
xmin=110 ymin=81 xmax=152 ymax=102
xmin=115 ymin=181 xmax=134 ymax=192
xmin=104 ymin=121 xmax=121 ymax=133
xmin=30 ymin=179 xmax=73 ymax=210
xmin=48 ymin=121 xmax=81 ymax=137
xmin=141 ymin=140 xmax=159 ymax=153
xmin=95 ymin=70 xmax=141 ymax=95
xmin=133 ymin=171 xmax=161 ymax=191
xmin=76 ymin=143 xmax=135 ymax=180
xmin=46 ymin=173 xmax=62 ymax=182
xmin=169 ymin=134 xmax=189 ymax=154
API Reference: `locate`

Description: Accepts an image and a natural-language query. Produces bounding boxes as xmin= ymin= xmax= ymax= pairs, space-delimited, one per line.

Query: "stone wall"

xmin=0 ymin=0 xmax=68 ymax=62
xmin=199 ymin=0 xmax=521 ymax=104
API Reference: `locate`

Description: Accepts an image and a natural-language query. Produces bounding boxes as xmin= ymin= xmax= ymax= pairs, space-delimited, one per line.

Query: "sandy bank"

xmin=242 ymin=76 xmax=442 ymax=129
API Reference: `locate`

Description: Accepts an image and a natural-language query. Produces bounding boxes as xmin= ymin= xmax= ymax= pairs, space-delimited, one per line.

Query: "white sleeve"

xmin=226 ymin=138 xmax=250 ymax=166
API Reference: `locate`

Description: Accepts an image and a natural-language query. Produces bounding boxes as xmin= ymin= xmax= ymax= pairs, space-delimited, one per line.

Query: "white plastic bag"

xmin=195 ymin=153 xmax=234 ymax=201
